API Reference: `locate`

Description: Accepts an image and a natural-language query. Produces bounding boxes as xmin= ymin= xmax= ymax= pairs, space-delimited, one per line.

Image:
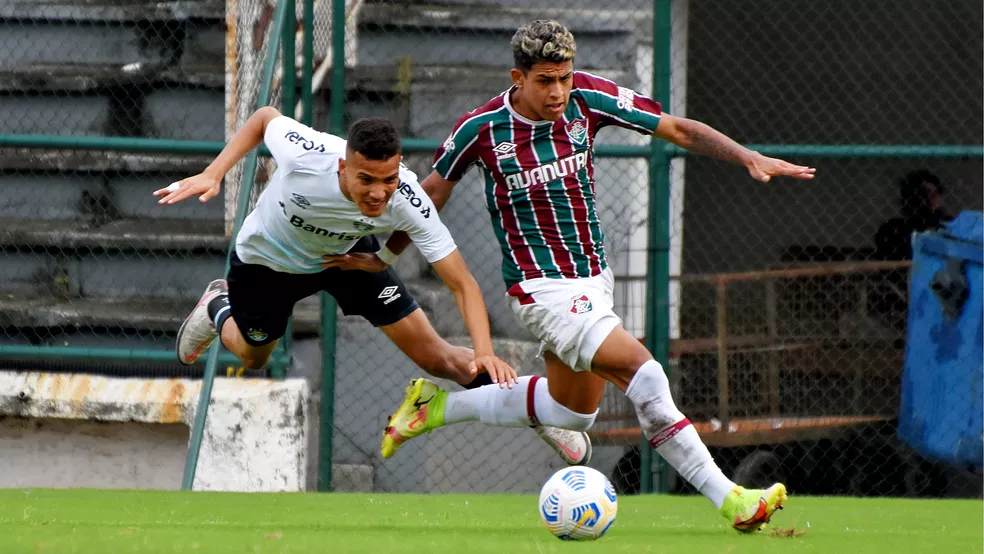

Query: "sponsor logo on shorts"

xmin=379 ymin=285 xmax=402 ymax=305
xmin=247 ymin=328 xmax=269 ymax=342
xmin=566 ymin=118 xmax=587 ymax=146
xmin=570 ymin=294 xmax=593 ymax=315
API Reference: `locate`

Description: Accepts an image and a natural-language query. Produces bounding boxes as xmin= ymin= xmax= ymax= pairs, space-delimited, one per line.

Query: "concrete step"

xmin=0 ymin=293 xmax=321 ymax=336
xmin=0 ymin=0 xmax=224 ymax=22
xmin=356 ymin=2 xmax=641 ymax=70
xmin=0 ymin=171 xmax=222 ymax=222
xmin=0 ymin=219 xmax=228 ymax=252
xmin=0 ymin=88 xmax=225 ymax=140
xmin=0 ymin=149 xmax=213 ymax=174
xmin=0 ymin=63 xmax=224 ymax=93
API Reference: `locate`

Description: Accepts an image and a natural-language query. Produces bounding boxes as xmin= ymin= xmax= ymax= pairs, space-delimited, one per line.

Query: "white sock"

xmin=443 ymin=376 xmax=596 ymax=431
xmin=625 ymin=360 xmax=735 ymax=509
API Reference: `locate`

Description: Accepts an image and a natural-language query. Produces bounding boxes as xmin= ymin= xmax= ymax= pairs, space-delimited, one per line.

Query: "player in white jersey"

xmin=340 ymin=21 xmax=817 ymax=532
xmin=153 ymin=107 xmax=592 ymax=465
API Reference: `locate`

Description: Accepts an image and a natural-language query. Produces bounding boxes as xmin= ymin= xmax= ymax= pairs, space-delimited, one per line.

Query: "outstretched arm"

xmin=154 ymin=106 xmax=283 ymax=204
xmin=653 ymin=113 xmax=816 ymax=182
xmin=430 ymin=249 xmax=517 ymax=387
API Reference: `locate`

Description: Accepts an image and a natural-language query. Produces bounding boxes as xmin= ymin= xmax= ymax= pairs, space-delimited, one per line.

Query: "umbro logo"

xmin=378 ymin=285 xmax=402 ymax=305
xmin=493 ymin=141 xmax=517 ymax=161
xmin=291 ymin=192 xmax=310 ymax=209
xmin=353 ymin=219 xmax=374 ymax=232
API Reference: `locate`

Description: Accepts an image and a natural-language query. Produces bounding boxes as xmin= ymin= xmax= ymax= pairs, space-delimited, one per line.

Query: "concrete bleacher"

xmin=0 ymin=0 xmax=655 ymax=492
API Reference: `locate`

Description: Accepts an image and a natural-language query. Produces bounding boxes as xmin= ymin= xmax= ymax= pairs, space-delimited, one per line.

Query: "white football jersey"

xmin=235 ymin=116 xmax=457 ymax=274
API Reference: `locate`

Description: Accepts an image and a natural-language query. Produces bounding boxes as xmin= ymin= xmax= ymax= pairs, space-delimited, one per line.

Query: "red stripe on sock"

xmin=507 ymin=283 xmax=535 ymax=305
xmin=648 ymin=418 xmax=691 ymax=449
xmin=526 ymin=375 xmax=542 ymax=427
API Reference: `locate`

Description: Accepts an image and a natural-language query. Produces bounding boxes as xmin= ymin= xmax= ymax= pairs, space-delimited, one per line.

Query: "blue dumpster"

xmin=898 ymin=210 xmax=983 ymax=469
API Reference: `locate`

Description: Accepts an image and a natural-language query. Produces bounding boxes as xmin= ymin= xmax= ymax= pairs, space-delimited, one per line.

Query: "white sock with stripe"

xmin=626 ymin=360 xmax=735 ymax=509
xmin=443 ymin=376 xmax=596 ymax=431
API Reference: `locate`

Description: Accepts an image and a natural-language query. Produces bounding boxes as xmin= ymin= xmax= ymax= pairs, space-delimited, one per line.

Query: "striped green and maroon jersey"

xmin=433 ymin=71 xmax=662 ymax=286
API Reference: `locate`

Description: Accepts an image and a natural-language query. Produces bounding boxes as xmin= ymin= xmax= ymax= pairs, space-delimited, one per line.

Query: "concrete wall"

xmin=0 ymin=372 xmax=309 ymax=492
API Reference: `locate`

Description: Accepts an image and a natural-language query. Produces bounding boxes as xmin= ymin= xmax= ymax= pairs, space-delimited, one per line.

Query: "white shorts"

xmin=506 ymin=268 xmax=621 ymax=372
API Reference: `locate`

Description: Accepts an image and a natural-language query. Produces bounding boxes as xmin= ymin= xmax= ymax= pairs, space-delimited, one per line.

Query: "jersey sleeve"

xmin=263 ymin=115 xmax=346 ymax=174
xmin=391 ymin=175 xmax=458 ymax=264
xmin=572 ymin=72 xmax=662 ymax=135
xmin=432 ymin=111 xmax=483 ymax=182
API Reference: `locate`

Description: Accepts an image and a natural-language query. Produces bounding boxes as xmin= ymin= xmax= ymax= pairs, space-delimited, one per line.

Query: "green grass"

xmin=0 ymin=489 xmax=980 ymax=553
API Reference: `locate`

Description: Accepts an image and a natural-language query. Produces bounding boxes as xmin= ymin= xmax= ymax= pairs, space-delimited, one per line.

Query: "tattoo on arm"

xmin=679 ymin=119 xmax=752 ymax=166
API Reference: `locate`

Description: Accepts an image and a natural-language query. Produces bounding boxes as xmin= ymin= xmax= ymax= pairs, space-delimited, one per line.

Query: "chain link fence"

xmin=0 ymin=0 xmax=293 ymax=377
xmin=321 ymin=0 xmax=983 ymax=497
xmin=0 ymin=0 xmax=980 ymax=497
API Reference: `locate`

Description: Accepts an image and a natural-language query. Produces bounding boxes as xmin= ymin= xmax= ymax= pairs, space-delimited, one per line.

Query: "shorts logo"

xmin=353 ymin=219 xmax=374 ymax=232
xmin=493 ymin=141 xmax=517 ymax=161
xmin=566 ymin=119 xmax=587 ymax=146
xmin=247 ymin=328 xmax=269 ymax=342
xmin=291 ymin=192 xmax=310 ymax=209
xmin=379 ymin=285 xmax=402 ymax=305
xmin=570 ymin=295 xmax=593 ymax=315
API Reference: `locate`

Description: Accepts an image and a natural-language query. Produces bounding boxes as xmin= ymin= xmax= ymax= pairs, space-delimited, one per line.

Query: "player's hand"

xmin=745 ymin=152 xmax=816 ymax=183
xmin=469 ymin=355 xmax=518 ymax=389
xmin=153 ymin=172 xmax=221 ymax=204
xmin=321 ymin=252 xmax=389 ymax=272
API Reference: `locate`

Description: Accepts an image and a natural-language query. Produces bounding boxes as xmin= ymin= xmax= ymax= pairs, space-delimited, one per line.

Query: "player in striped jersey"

xmin=339 ymin=20 xmax=815 ymax=531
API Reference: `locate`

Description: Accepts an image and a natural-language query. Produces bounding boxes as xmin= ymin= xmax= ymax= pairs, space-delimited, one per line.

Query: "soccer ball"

xmin=537 ymin=466 xmax=618 ymax=541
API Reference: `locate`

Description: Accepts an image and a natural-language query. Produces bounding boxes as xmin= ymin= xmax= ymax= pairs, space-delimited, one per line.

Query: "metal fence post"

xmin=641 ymin=0 xmax=674 ymax=495
xmin=316 ymin=0 xmax=346 ymax=493
xmin=181 ymin=0 xmax=290 ymax=491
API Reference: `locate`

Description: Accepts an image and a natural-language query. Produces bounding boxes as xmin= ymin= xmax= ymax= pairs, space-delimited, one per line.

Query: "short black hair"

xmin=346 ymin=117 xmax=402 ymax=160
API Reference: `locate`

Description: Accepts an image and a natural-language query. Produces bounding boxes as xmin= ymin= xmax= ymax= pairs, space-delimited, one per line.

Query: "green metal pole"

xmin=282 ymin=0 xmax=296 ymax=119
xmin=272 ymin=0 xmax=297 ymax=381
xmin=317 ymin=293 xmax=338 ymax=491
xmin=317 ymin=0 xmax=347 ymax=493
xmin=641 ymin=0 xmax=674 ymax=495
xmin=301 ymin=0 xmax=314 ymax=125
xmin=0 ymin=345 xmax=244 ymax=364
xmin=0 ymin=131 xmax=978 ymax=159
xmin=329 ymin=0 xmax=346 ymax=136
xmin=182 ymin=0 xmax=291 ymax=491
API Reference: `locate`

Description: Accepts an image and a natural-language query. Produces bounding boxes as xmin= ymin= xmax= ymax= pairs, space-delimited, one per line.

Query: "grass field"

xmin=0 ymin=489 xmax=980 ymax=553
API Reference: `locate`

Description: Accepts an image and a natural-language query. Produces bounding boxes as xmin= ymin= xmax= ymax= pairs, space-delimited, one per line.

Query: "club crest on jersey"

xmin=570 ymin=295 xmax=593 ymax=315
xmin=353 ymin=219 xmax=375 ymax=232
xmin=291 ymin=192 xmax=310 ymax=209
xmin=566 ymin=119 xmax=587 ymax=146
xmin=493 ymin=141 xmax=517 ymax=161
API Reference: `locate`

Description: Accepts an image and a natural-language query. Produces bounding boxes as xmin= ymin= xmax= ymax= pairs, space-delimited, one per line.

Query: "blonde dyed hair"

xmin=511 ymin=20 xmax=577 ymax=72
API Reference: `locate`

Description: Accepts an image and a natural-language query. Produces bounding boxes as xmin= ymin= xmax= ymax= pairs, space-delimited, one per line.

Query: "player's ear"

xmin=338 ymin=157 xmax=346 ymax=172
xmin=510 ymin=68 xmax=525 ymax=88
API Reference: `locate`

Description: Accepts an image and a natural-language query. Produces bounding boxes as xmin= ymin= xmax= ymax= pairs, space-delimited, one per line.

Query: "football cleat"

xmin=534 ymin=425 xmax=592 ymax=465
xmin=381 ymin=378 xmax=447 ymax=459
xmin=720 ymin=483 xmax=788 ymax=533
xmin=175 ymin=279 xmax=227 ymax=365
